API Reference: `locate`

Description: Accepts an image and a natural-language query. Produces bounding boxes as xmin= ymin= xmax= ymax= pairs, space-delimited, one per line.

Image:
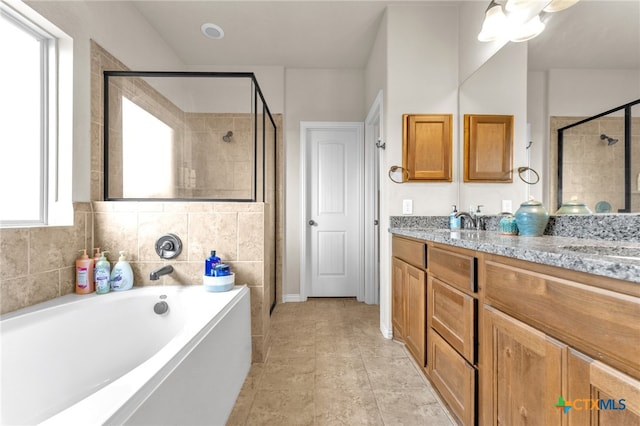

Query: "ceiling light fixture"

xmin=543 ymin=0 xmax=580 ymax=13
xmin=477 ymin=0 xmax=508 ymax=42
xmin=201 ymin=23 xmax=224 ymax=40
xmin=509 ymin=13 xmax=546 ymax=42
xmin=477 ymin=0 xmax=579 ymax=43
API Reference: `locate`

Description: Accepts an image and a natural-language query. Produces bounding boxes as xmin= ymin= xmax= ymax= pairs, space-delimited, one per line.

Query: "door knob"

xmin=308 ymin=220 xmax=317 ymax=226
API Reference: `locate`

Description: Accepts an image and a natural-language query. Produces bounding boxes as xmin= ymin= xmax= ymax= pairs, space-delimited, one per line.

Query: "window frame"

xmin=0 ymin=0 xmax=73 ymax=228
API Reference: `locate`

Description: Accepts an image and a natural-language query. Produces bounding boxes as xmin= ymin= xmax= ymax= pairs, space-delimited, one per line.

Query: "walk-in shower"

xmin=556 ymin=99 xmax=639 ymax=212
xmin=103 ymin=71 xmax=276 ymax=203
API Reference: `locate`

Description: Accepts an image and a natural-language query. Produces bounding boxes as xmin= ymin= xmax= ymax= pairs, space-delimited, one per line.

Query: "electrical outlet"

xmin=402 ymin=199 xmax=413 ymax=215
xmin=502 ymin=200 xmax=513 ymax=213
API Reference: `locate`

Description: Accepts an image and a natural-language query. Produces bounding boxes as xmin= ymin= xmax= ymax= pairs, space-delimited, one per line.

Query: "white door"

xmin=302 ymin=122 xmax=363 ymax=298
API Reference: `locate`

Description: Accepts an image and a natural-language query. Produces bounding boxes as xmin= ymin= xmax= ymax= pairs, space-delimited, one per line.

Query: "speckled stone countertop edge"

xmin=389 ymin=227 xmax=640 ymax=284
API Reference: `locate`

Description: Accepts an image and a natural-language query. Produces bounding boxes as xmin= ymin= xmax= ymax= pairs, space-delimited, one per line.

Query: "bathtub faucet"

xmin=150 ymin=265 xmax=174 ymax=281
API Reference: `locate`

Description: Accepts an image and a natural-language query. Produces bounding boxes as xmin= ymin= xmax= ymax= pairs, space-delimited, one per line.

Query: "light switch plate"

xmin=402 ymin=199 xmax=413 ymax=215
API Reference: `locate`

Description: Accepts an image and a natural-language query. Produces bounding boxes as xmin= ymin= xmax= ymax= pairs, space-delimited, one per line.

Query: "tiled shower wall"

xmin=550 ymin=116 xmax=640 ymax=212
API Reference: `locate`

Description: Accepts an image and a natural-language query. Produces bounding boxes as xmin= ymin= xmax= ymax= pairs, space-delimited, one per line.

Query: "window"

xmin=0 ymin=1 xmax=73 ymax=227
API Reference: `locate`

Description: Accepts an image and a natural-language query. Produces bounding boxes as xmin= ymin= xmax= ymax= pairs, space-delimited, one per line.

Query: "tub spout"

xmin=150 ymin=265 xmax=174 ymax=281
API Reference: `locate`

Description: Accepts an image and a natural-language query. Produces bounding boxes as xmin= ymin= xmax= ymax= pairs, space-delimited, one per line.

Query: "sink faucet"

xmin=150 ymin=265 xmax=174 ymax=281
xmin=455 ymin=206 xmax=485 ymax=230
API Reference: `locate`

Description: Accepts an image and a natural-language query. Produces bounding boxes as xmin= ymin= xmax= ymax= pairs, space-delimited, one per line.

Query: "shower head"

xmin=600 ymin=134 xmax=618 ymax=146
xmin=223 ymin=131 xmax=233 ymax=143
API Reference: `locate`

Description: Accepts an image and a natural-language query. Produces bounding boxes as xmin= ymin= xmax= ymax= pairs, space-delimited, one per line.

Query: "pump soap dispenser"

xmin=76 ymin=249 xmax=94 ymax=294
xmin=95 ymin=251 xmax=111 ymax=294
xmin=110 ymin=251 xmax=134 ymax=291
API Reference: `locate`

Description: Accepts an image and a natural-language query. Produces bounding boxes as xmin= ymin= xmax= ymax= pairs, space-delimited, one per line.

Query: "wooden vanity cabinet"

xmin=427 ymin=244 xmax=478 ymax=426
xmin=480 ymin=253 xmax=640 ymax=426
xmin=391 ymin=236 xmax=427 ymax=367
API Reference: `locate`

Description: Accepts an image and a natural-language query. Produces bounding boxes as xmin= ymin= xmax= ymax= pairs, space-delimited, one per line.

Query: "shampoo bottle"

xmin=110 ymin=251 xmax=134 ymax=291
xmin=76 ymin=249 xmax=94 ymax=294
xmin=449 ymin=205 xmax=461 ymax=231
xmin=95 ymin=251 xmax=111 ymax=294
xmin=205 ymin=250 xmax=221 ymax=276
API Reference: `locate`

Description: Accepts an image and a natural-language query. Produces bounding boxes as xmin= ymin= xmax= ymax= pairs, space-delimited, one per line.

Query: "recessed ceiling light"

xmin=201 ymin=23 xmax=224 ymax=40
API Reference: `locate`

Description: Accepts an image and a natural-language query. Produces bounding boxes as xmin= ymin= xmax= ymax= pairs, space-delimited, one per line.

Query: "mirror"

xmin=458 ymin=42 xmax=530 ymax=214
xmin=104 ymin=72 xmax=276 ymax=202
xmin=526 ymin=1 xmax=640 ymax=213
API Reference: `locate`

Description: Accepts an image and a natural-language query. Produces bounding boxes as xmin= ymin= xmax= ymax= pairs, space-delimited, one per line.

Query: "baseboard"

xmin=380 ymin=322 xmax=393 ymax=339
xmin=282 ymin=294 xmax=306 ymax=302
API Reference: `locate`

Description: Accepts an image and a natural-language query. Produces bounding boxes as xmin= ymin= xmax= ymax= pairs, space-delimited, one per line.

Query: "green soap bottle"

xmin=95 ymin=251 xmax=111 ymax=294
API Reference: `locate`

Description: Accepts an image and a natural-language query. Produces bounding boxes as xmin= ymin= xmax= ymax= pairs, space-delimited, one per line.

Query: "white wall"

xmin=548 ymin=69 xmax=640 ymax=116
xmin=283 ymin=68 xmax=366 ymax=298
xmin=377 ymin=4 xmax=459 ymax=336
xmin=365 ymin=11 xmax=387 ymax=111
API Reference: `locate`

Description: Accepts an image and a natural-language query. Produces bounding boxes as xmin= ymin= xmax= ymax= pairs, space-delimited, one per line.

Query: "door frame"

xmin=300 ymin=121 xmax=364 ymax=301
xmin=364 ymin=91 xmax=383 ymax=305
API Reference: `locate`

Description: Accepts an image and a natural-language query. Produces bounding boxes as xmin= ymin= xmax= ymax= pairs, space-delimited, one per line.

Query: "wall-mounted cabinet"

xmin=402 ymin=114 xmax=452 ymax=182
xmin=463 ymin=114 xmax=513 ymax=182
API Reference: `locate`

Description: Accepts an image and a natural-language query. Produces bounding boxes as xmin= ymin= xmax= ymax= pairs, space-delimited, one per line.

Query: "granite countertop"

xmin=390 ymin=227 xmax=640 ymax=284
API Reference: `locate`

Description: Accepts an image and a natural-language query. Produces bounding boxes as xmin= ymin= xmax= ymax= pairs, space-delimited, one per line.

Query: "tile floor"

xmin=227 ymin=298 xmax=455 ymax=425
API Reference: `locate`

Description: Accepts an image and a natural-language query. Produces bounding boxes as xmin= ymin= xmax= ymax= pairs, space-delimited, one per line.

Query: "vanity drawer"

xmin=428 ymin=328 xmax=476 ymax=426
xmin=484 ymin=257 xmax=640 ymax=380
xmin=429 ymin=276 xmax=476 ymax=363
xmin=392 ymin=235 xmax=426 ymax=268
xmin=428 ymin=245 xmax=476 ymax=293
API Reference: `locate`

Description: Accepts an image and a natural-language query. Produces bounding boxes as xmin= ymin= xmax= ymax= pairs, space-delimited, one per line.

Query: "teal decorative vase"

xmin=515 ymin=198 xmax=549 ymax=237
xmin=499 ymin=214 xmax=518 ymax=236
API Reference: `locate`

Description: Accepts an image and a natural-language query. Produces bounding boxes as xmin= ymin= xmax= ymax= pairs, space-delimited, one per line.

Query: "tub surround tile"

xmin=137 ymin=212 xmax=189 ymax=261
xmin=188 ymin=212 xmax=237 ymax=261
xmin=238 ymin=213 xmax=265 ymax=261
xmin=0 ymin=228 xmax=29 ymax=279
xmin=59 ymin=266 xmax=76 ymax=296
xmin=27 ymin=270 xmax=60 ymax=306
xmin=94 ymin=212 xmax=139 ymax=261
xmin=0 ymin=277 xmax=29 ymax=314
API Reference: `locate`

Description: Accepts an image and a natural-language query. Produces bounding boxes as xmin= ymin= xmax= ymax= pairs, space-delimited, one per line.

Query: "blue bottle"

xmin=204 ymin=250 xmax=221 ymax=276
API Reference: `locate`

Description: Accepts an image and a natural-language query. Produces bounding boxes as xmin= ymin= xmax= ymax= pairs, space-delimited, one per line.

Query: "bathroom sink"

xmin=559 ymin=245 xmax=640 ymax=261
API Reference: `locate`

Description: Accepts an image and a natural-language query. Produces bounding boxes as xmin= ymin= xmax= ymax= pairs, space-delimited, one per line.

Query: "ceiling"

xmin=130 ymin=0 xmax=639 ymax=70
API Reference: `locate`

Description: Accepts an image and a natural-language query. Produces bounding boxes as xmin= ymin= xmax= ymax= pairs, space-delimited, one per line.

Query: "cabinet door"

xmin=402 ymin=114 xmax=452 ymax=181
xmin=567 ymin=349 xmax=640 ymax=426
xmin=405 ymin=263 xmax=426 ymax=367
xmin=392 ymin=257 xmax=406 ymax=340
xmin=482 ymin=306 xmax=565 ymax=426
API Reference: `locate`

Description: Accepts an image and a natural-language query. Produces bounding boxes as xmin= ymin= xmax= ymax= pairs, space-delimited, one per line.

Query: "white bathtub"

xmin=0 ymin=285 xmax=251 ymax=425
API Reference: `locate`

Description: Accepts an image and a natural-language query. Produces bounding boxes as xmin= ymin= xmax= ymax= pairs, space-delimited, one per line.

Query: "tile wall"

xmin=0 ymin=203 xmax=93 ymax=314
